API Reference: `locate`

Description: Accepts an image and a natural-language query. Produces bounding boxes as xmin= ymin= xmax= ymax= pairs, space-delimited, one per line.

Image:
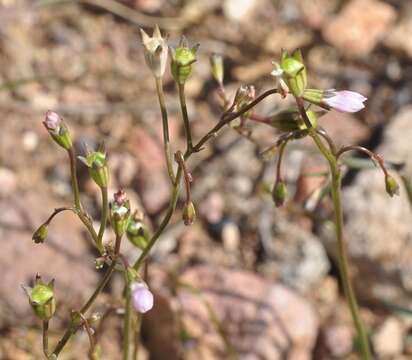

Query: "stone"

xmin=263 ymin=220 xmax=330 ymax=292
xmin=372 ymin=317 xmax=404 ymax=357
xmin=322 ymin=0 xmax=396 ymax=56
xmin=319 ymin=110 xmax=370 ymax=148
xmin=176 ymin=265 xmax=319 ymax=359
xmin=0 ymin=192 xmax=98 ymax=326
xmin=223 ymin=0 xmax=260 ymax=22
xmin=323 ymin=323 xmax=353 ymax=358
xmin=0 ymin=167 xmax=17 ymax=197
xmin=385 ymin=6 xmax=412 ymax=59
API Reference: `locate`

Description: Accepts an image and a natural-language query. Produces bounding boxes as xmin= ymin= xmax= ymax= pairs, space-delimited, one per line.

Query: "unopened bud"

xmin=43 ymin=111 xmax=72 ymax=150
xmin=182 ymin=201 xmax=196 ymax=226
xmin=269 ymin=109 xmax=318 ymax=132
xmin=110 ymin=190 xmax=131 ymax=237
xmin=170 ymin=37 xmax=199 ymax=84
xmin=78 ymin=148 xmax=109 ymax=188
xmin=277 ymin=49 xmax=307 ymax=97
xmin=385 ymin=174 xmax=400 ymax=197
xmin=127 ymin=215 xmax=150 ymax=250
xmin=32 ymin=224 xmax=48 ymax=244
xmin=23 ymin=276 xmax=56 ymax=320
xmin=210 ymin=53 xmax=224 ymax=85
xmin=272 ymin=181 xmax=288 ymax=207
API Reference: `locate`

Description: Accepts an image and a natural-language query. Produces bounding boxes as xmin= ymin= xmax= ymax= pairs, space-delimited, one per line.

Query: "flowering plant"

xmin=26 ymin=26 xmax=400 ymax=360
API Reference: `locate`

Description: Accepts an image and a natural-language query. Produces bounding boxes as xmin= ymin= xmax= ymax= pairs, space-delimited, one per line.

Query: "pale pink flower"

xmin=43 ymin=110 xmax=62 ymax=131
xmin=323 ymin=90 xmax=367 ymax=113
xmin=131 ymin=282 xmax=153 ymax=313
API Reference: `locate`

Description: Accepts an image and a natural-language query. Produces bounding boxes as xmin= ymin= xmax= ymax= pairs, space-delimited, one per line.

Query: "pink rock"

xmin=177 ymin=266 xmax=319 ymax=359
xmin=322 ymin=0 xmax=396 ymax=56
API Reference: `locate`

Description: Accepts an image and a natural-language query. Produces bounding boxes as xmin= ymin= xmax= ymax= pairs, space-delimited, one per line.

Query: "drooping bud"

xmin=78 ymin=146 xmax=109 ymax=188
xmin=182 ymin=201 xmax=196 ymax=226
xmin=272 ymin=181 xmax=288 ymax=207
xmin=277 ymin=49 xmax=307 ymax=97
xmin=32 ymin=224 xmax=48 ymax=244
xmin=22 ymin=275 xmax=56 ymax=320
xmin=269 ymin=109 xmax=318 ymax=132
xmin=131 ymin=282 xmax=154 ymax=314
xmin=127 ymin=211 xmax=150 ymax=250
xmin=210 ymin=53 xmax=224 ymax=85
xmin=43 ymin=111 xmax=73 ymax=150
xmin=110 ymin=190 xmax=131 ymax=237
xmin=140 ymin=25 xmax=168 ymax=78
xmin=170 ymin=36 xmax=199 ymax=84
xmin=385 ymin=174 xmax=400 ymax=197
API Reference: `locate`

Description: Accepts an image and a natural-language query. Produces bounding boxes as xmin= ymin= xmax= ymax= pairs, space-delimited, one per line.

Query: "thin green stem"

xmin=192 ymin=88 xmax=278 ymax=153
xmin=67 ymin=148 xmax=103 ymax=253
xmin=51 ymin=235 xmax=122 ymax=358
xmin=123 ymin=286 xmax=132 ymax=360
xmin=330 ymin=168 xmax=371 ymax=360
xmin=43 ymin=320 xmax=49 ymax=358
xmin=133 ymin=166 xmax=182 ymax=270
xmin=133 ymin=314 xmax=142 ymax=360
xmin=155 ymin=77 xmax=176 ymax=184
xmin=295 ymin=97 xmax=371 ymax=359
xmin=132 ymin=88 xmax=280 ymax=271
xmin=97 ymin=186 xmax=108 ymax=250
xmin=68 ymin=148 xmax=83 ymax=211
xmin=178 ymin=83 xmax=193 ymax=152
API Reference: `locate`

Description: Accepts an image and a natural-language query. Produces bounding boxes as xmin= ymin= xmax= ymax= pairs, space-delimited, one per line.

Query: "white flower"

xmin=323 ymin=90 xmax=367 ymax=113
xmin=140 ymin=25 xmax=168 ymax=78
xmin=131 ymin=282 xmax=153 ymax=313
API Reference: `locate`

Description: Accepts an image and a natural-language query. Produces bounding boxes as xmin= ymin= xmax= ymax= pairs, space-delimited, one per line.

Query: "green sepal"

xmin=78 ymin=150 xmax=109 ymax=188
xmin=49 ymin=123 xmax=72 ymax=150
xmin=126 ymin=220 xmax=150 ymax=250
xmin=272 ymin=181 xmax=288 ymax=207
xmin=170 ymin=41 xmax=199 ymax=84
xmin=32 ymin=224 xmax=48 ymax=244
xmin=24 ymin=276 xmax=56 ymax=320
xmin=182 ymin=202 xmax=196 ymax=226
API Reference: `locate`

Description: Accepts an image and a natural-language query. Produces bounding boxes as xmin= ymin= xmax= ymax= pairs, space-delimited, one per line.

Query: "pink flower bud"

xmin=114 ymin=189 xmax=127 ymax=205
xmin=323 ymin=90 xmax=367 ymax=113
xmin=131 ymin=282 xmax=153 ymax=313
xmin=43 ymin=110 xmax=62 ymax=131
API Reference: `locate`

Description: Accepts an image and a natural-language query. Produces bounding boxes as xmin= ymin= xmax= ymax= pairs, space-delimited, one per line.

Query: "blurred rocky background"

xmin=1 ymin=0 xmax=412 ymax=359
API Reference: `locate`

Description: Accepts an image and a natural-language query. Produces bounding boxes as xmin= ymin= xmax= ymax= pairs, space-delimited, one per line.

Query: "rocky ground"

xmin=1 ymin=0 xmax=412 ymax=359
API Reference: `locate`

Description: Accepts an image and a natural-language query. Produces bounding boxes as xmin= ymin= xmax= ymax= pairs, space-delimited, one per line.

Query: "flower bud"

xmin=140 ymin=25 xmax=168 ymax=78
xmin=276 ymin=49 xmax=307 ymax=97
xmin=269 ymin=109 xmax=318 ymax=132
xmin=95 ymin=257 xmax=105 ymax=269
xmin=110 ymin=190 xmax=131 ymax=237
xmin=170 ymin=37 xmax=199 ymax=84
xmin=385 ymin=174 xmax=400 ymax=197
xmin=131 ymin=282 xmax=154 ymax=314
xmin=78 ymin=148 xmax=109 ymax=188
xmin=210 ymin=53 xmax=224 ymax=85
xmin=23 ymin=276 xmax=56 ymax=321
xmin=43 ymin=111 xmax=72 ymax=150
xmin=272 ymin=181 xmax=288 ymax=207
xmin=32 ymin=224 xmax=48 ymax=244
xmin=182 ymin=201 xmax=196 ymax=226
xmin=127 ymin=212 xmax=150 ymax=250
